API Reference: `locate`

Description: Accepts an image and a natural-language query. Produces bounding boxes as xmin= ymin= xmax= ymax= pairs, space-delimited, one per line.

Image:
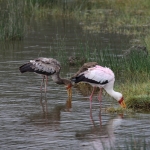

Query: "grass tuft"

xmin=126 ymin=95 xmax=150 ymax=112
xmin=0 ymin=0 xmax=25 ymax=40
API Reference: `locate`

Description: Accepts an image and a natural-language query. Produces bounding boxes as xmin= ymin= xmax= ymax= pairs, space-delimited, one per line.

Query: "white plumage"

xmin=72 ymin=64 xmax=126 ymax=109
xmin=84 ymin=66 xmax=114 ymax=86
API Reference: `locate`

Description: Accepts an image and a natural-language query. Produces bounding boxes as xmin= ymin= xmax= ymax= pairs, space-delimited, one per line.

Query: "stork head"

xmin=110 ymin=91 xmax=126 ymax=108
xmin=118 ymin=97 xmax=126 ymax=108
xmin=62 ymin=79 xmax=72 ymax=98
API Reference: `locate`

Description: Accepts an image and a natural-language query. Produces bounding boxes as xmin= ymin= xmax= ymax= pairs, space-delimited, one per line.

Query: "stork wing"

xmin=84 ymin=66 xmax=115 ymax=83
xmin=71 ymin=62 xmax=98 ymax=79
xmin=30 ymin=57 xmax=61 ymax=74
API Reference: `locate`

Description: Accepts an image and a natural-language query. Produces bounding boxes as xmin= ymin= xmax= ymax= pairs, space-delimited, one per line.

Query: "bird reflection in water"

xmin=40 ymin=90 xmax=72 ymax=117
xmin=30 ymin=96 xmax=72 ymax=129
xmin=40 ymin=92 xmax=48 ymax=115
xmin=76 ymin=112 xmax=123 ymax=150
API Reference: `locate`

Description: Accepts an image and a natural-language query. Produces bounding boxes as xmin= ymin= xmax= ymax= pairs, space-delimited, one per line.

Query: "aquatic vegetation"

xmin=106 ymin=107 xmax=133 ymax=114
xmin=126 ymin=95 xmax=150 ymax=112
xmin=118 ymin=80 xmax=150 ymax=112
xmin=144 ymin=35 xmax=150 ymax=54
xmin=27 ymin=0 xmax=150 ymax=36
xmin=51 ymin=34 xmax=150 ymax=75
xmin=1 ymin=0 xmax=150 ymax=41
xmin=0 ymin=0 xmax=25 ymax=40
xmin=76 ymin=0 xmax=150 ymax=36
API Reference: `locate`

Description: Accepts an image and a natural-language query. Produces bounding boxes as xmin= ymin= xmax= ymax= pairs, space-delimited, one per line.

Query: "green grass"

xmin=50 ymin=34 xmax=150 ymax=75
xmin=144 ymin=35 xmax=150 ymax=54
xmin=117 ymin=80 xmax=150 ymax=112
xmin=1 ymin=0 xmax=150 ymax=40
xmin=0 ymin=0 xmax=25 ymax=40
xmin=31 ymin=0 xmax=150 ymax=36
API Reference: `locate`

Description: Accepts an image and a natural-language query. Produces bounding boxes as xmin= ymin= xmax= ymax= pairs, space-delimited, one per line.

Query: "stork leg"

xmin=89 ymin=87 xmax=95 ymax=110
xmin=40 ymin=92 xmax=45 ymax=112
xmin=44 ymin=75 xmax=48 ymax=94
xmin=99 ymin=108 xmax=102 ymax=127
xmin=40 ymin=75 xmax=45 ymax=92
xmin=90 ymin=110 xmax=96 ymax=127
xmin=98 ymin=88 xmax=103 ymax=108
xmin=40 ymin=77 xmax=44 ymax=112
xmin=45 ymin=76 xmax=48 ymax=113
xmin=40 ymin=76 xmax=48 ymax=114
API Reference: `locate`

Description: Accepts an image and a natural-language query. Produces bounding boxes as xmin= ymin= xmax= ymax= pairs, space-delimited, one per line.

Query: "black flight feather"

xmin=72 ymin=74 xmax=108 ymax=85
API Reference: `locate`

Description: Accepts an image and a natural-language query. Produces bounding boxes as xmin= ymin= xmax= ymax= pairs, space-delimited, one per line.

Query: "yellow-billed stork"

xmin=19 ymin=57 xmax=72 ymax=98
xmin=71 ymin=63 xmax=126 ymax=109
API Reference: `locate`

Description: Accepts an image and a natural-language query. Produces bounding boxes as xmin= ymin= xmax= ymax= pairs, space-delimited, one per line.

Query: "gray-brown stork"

xmin=19 ymin=57 xmax=72 ymax=98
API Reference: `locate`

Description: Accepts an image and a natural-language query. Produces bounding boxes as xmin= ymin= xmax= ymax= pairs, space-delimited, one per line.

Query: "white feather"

xmin=84 ymin=66 xmax=114 ymax=83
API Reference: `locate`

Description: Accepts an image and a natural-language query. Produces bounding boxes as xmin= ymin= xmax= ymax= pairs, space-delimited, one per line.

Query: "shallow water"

xmin=0 ymin=16 xmax=150 ymax=150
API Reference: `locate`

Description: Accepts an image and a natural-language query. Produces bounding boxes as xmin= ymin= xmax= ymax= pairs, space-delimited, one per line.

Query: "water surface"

xmin=0 ymin=16 xmax=150 ymax=150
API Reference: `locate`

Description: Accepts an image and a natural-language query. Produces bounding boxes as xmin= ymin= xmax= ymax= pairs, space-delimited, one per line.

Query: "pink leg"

xmin=98 ymin=88 xmax=103 ymax=107
xmin=99 ymin=108 xmax=102 ymax=126
xmin=40 ymin=76 xmax=45 ymax=92
xmin=44 ymin=76 xmax=48 ymax=94
xmin=90 ymin=110 xmax=96 ymax=127
xmin=45 ymin=76 xmax=48 ymax=114
xmin=89 ymin=87 xmax=95 ymax=110
xmin=98 ymin=88 xmax=103 ymax=126
xmin=40 ymin=76 xmax=48 ymax=115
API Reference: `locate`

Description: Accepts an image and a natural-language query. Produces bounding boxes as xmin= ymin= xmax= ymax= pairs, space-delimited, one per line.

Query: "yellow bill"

xmin=118 ymin=97 xmax=126 ymax=108
xmin=66 ymin=84 xmax=72 ymax=98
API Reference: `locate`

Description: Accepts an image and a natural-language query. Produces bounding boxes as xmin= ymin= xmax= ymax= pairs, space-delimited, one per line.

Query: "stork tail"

xmin=19 ymin=63 xmax=34 ymax=73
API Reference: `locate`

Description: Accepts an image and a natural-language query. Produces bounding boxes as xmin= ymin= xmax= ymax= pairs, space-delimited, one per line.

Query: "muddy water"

xmin=0 ymin=16 xmax=150 ymax=150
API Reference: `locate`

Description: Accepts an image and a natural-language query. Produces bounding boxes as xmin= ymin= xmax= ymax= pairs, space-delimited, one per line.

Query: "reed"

xmin=144 ymin=35 xmax=150 ymax=54
xmin=49 ymin=35 xmax=68 ymax=63
xmin=0 ymin=0 xmax=25 ymax=40
xmin=28 ymin=0 xmax=150 ymax=36
xmin=1 ymin=0 xmax=150 ymax=40
xmin=52 ymin=35 xmax=150 ymax=76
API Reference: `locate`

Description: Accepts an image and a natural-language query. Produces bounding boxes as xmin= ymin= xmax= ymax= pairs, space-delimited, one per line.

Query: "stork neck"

xmin=105 ymin=89 xmax=122 ymax=101
xmin=51 ymin=73 xmax=64 ymax=84
xmin=51 ymin=73 xmax=71 ymax=85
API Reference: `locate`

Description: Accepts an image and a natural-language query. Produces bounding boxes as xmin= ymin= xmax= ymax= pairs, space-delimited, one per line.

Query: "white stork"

xmin=19 ymin=57 xmax=72 ymax=98
xmin=71 ymin=63 xmax=126 ymax=109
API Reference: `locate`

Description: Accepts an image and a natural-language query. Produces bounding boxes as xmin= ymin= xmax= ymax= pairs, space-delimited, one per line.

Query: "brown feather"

xmin=71 ymin=62 xmax=98 ymax=79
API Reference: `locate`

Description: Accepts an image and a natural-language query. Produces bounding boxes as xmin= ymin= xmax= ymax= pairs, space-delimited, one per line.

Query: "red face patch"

xmin=118 ymin=97 xmax=124 ymax=104
xmin=66 ymin=84 xmax=72 ymax=90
